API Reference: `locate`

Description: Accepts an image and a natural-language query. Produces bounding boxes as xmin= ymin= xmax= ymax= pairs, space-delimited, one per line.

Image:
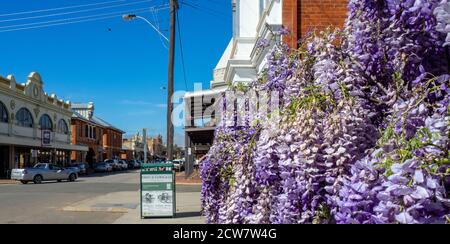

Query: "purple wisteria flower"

xmin=201 ymin=0 xmax=450 ymax=224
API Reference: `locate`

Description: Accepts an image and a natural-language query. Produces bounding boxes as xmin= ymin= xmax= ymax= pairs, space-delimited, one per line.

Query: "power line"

xmin=0 ymin=6 xmax=158 ymax=30
xmin=180 ymin=1 xmax=229 ymax=20
xmin=0 ymin=6 xmax=170 ymax=33
xmin=176 ymin=11 xmax=188 ymax=91
xmin=0 ymin=0 xmax=126 ymax=17
xmin=0 ymin=0 xmax=156 ymax=23
xmin=151 ymin=6 xmax=169 ymax=49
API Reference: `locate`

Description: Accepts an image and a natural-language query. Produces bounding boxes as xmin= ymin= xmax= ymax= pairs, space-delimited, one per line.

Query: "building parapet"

xmin=0 ymin=72 xmax=72 ymax=112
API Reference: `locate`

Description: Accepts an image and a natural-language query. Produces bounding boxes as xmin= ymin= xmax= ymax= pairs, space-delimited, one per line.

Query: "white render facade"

xmin=184 ymin=0 xmax=283 ymax=176
xmin=212 ymin=0 xmax=282 ymax=88
xmin=186 ymin=0 xmax=283 ymax=125
xmin=0 ymin=72 xmax=87 ymax=177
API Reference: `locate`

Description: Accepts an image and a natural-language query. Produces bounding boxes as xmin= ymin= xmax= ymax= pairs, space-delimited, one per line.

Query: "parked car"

xmin=127 ymin=160 xmax=140 ymax=169
xmin=103 ymin=162 xmax=114 ymax=172
xmin=65 ymin=166 xmax=81 ymax=175
xmin=194 ymin=159 xmax=200 ymax=170
xmin=105 ymin=159 xmax=121 ymax=171
xmin=118 ymin=160 xmax=128 ymax=170
xmin=94 ymin=162 xmax=112 ymax=172
xmin=127 ymin=160 xmax=135 ymax=169
xmin=133 ymin=160 xmax=141 ymax=169
xmin=11 ymin=163 xmax=78 ymax=184
xmin=173 ymin=159 xmax=185 ymax=172
xmin=70 ymin=162 xmax=88 ymax=175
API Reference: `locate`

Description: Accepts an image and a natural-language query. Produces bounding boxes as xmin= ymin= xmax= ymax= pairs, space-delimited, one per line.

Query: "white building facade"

xmin=0 ymin=72 xmax=87 ymax=178
xmin=220 ymin=0 xmax=283 ymax=86
xmin=184 ymin=0 xmax=285 ymax=176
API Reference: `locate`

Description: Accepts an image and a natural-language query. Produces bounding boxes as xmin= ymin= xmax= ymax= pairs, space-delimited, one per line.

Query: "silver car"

xmin=94 ymin=162 xmax=112 ymax=172
xmin=118 ymin=160 xmax=128 ymax=170
xmin=105 ymin=159 xmax=121 ymax=171
xmin=11 ymin=163 xmax=78 ymax=184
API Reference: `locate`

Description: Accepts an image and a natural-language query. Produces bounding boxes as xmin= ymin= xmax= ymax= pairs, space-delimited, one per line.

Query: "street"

xmin=0 ymin=170 xmax=202 ymax=224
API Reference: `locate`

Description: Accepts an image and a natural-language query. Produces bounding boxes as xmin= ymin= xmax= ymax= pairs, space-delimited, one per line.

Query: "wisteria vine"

xmin=200 ymin=0 xmax=450 ymax=224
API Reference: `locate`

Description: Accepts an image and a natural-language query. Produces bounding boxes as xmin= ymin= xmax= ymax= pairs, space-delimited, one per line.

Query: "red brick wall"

xmin=283 ymin=0 xmax=348 ymax=49
xmin=103 ymin=128 xmax=123 ymax=159
xmin=70 ymin=118 xmax=104 ymax=162
xmin=282 ymin=0 xmax=299 ymax=49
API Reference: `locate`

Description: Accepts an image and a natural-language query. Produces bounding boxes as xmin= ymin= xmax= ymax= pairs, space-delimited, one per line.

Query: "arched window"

xmin=57 ymin=119 xmax=68 ymax=134
xmin=0 ymin=102 xmax=8 ymax=123
xmin=16 ymin=108 xmax=33 ymax=128
xmin=39 ymin=114 xmax=53 ymax=131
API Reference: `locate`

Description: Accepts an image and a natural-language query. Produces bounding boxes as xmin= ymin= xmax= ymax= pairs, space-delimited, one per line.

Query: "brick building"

xmin=147 ymin=134 xmax=164 ymax=157
xmin=71 ymin=103 xmax=124 ymax=166
xmin=121 ymin=133 xmax=166 ymax=161
xmin=283 ymin=0 xmax=348 ymax=49
xmin=183 ymin=0 xmax=349 ymax=176
xmin=100 ymin=121 xmax=124 ymax=160
xmin=71 ymin=112 xmax=103 ymax=165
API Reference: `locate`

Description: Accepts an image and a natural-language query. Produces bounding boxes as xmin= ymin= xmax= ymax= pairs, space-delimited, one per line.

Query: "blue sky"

xmin=0 ymin=0 xmax=232 ymax=146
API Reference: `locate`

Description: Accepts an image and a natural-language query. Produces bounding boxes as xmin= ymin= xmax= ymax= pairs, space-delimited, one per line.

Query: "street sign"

xmin=41 ymin=130 xmax=52 ymax=147
xmin=140 ymin=163 xmax=175 ymax=218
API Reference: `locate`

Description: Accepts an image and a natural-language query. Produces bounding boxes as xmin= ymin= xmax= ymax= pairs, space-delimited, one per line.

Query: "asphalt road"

xmin=0 ymin=170 xmax=201 ymax=224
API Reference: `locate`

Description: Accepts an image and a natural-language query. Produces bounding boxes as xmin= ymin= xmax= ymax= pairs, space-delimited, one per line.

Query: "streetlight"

xmin=122 ymin=14 xmax=169 ymax=42
xmin=123 ymin=0 xmax=178 ymax=162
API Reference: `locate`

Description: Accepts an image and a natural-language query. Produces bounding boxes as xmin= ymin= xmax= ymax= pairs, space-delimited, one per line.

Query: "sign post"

xmin=140 ymin=163 xmax=175 ymax=218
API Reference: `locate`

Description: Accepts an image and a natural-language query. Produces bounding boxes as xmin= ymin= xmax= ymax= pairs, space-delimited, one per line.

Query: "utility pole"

xmin=143 ymin=128 xmax=147 ymax=164
xmin=167 ymin=0 xmax=178 ymax=161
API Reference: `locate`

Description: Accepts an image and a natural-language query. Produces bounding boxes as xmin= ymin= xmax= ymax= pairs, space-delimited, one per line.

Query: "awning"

xmin=184 ymin=87 xmax=227 ymax=99
xmin=0 ymin=135 xmax=88 ymax=152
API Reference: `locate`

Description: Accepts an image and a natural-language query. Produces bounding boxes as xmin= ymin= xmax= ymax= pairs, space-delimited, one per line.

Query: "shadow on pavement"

xmin=175 ymin=211 xmax=202 ymax=218
xmin=79 ymin=170 xmax=139 ymax=178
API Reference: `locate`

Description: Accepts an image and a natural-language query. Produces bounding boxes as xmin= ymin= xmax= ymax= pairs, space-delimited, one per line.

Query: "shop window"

xmin=16 ymin=108 xmax=33 ymax=128
xmin=58 ymin=119 xmax=69 ymax=134
xmin=39 ymin=114 xmax=53 ymax=131
xmin=0 ymin=101 xmax=8 ymax=123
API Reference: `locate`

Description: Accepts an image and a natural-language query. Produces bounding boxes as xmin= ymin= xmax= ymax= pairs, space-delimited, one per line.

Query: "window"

xmin=0 ymin=102 xmax=8 ymax=123
xmin=39 ymin=114 xmax=53 ymax=131
xmin=34 ymin=164 xmax=47 ymax=169
xmin=85 ymin=125 xmax=89 ymax=138
xmin=16 ymin=108 xmax=33 ymax=128
xmin=57 ymin=119 xmax=69 ymax=134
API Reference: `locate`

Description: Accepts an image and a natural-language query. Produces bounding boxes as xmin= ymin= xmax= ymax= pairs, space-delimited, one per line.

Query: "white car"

xmin=119 ymin=160 xmax=128 ymax=170
xmin=105 ymin=159 xmax=121 ymax=171
xmin=11 ymin=163 xmax=78 ymax=184
xmin=173 ymin=160 xmax=185 ymax=172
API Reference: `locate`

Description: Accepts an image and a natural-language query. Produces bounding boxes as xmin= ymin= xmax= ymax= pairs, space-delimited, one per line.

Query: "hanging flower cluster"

xmin=200 ymin=0 xmax=450 ymax=224
xmin=434 ymin=0 xmax=450 ymax=47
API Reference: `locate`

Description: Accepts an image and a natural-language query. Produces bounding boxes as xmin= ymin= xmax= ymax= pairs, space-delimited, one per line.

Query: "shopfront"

xmin=0 ymin=146 xmax=9 ymax=178
xmin=0 ymin=72 xmax=88 ymax=174
xmin=14 ymin=147 xmax=77 ymax=169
